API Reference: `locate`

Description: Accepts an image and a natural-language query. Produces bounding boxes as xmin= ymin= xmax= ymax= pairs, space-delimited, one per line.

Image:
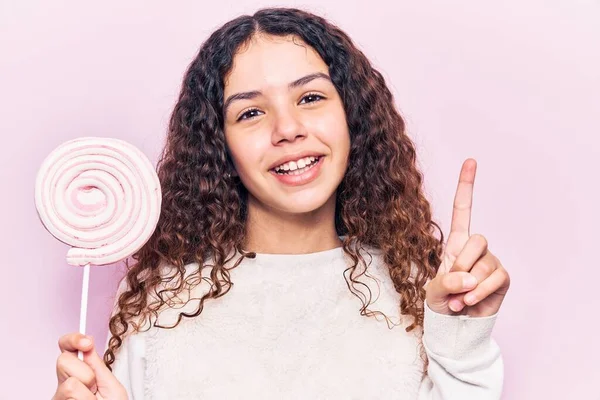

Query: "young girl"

xmin=53 ymin=7 xmax=510 ymax=400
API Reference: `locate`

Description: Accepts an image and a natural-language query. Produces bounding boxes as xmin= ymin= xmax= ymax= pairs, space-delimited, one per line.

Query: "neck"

xmin=243 ymin=194 xmax=342 ymax=255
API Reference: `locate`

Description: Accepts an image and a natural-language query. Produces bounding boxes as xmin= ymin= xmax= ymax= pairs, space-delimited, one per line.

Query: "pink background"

xmin=1 ymin=1 xmax=598 ymax=398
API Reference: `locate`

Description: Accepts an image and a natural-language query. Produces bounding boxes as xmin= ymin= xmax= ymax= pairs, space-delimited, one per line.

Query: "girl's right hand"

xmin=53 ymin=333 xmax=128 ymax=400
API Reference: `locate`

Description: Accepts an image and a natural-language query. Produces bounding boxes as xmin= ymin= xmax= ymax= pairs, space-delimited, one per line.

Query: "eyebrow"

xmin=223 ymin=72 xmax=332 ymax=116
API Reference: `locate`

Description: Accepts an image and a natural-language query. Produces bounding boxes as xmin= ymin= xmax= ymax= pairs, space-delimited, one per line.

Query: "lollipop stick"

xmin=78 ymin=263 xmax=90 ymax=360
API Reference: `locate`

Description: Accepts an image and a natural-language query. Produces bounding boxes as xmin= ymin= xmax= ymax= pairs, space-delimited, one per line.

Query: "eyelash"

xmin=236 ymin=92 xmax=325 ymax=122
xmin=299 ymin=92 xmax=324 ymax=105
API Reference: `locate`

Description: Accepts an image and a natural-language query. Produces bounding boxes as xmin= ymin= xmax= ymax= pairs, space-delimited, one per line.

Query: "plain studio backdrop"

xmin=1 ymin=1 xmax=598 ymax=398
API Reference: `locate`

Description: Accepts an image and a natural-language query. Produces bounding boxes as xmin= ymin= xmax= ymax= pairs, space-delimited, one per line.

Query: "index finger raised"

xmin=449 ymin=158 xmax=477 ymax=237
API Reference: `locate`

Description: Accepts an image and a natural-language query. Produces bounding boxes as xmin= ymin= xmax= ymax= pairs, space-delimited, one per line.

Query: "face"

xmin=223 ymin=34 xmax=350 ymax=215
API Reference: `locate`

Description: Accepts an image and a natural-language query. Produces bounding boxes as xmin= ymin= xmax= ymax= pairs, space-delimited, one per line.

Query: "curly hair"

xmin=103 ymin=7 xmax=445 ymax=373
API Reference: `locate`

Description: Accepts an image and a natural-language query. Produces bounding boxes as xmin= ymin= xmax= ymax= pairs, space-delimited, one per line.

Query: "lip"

xmin=269 ymin=156 xmax=324 ymax=187
xmin=268 ymin=151 xmax=326 ymax=171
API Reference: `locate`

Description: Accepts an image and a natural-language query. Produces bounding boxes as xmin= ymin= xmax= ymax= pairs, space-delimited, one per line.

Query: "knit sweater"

xmin=107 ymin=245 xmax=503 ymax=399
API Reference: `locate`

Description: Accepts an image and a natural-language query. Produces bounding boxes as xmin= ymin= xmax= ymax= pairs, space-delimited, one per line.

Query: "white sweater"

xmin=108 ymin=246 xmax=503 ymax=399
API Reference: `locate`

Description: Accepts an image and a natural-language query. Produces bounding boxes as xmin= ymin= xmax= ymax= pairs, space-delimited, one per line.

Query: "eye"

xmin=237 ymin=108 xmax=264 ymax=122
xmin=299 ymin=93 xmax=325 ymax=105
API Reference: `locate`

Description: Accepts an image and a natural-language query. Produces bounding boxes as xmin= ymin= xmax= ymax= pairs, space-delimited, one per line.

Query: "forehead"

xmin=223 ymin=34 xmax=329 ymax=96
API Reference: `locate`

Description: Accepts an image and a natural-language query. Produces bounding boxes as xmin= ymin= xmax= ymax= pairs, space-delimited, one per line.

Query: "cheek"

xmin=226 ymin=132 xmax=269 ymax=176
xmin=311 ymin=108 xmax=350 ymax=159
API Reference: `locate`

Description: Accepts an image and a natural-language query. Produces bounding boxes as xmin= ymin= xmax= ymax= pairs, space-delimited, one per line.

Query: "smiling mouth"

xmin=271 ymin=156 xmax=322 ymax=175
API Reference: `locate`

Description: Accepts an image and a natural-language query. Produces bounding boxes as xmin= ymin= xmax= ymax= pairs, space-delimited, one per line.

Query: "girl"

xmin=53 ymin=7 xmax=510 ymax=400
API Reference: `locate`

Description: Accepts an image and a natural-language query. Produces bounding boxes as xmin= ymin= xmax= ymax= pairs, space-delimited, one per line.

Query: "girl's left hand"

xmin=425 ymin=159 xmax=511 ymax=318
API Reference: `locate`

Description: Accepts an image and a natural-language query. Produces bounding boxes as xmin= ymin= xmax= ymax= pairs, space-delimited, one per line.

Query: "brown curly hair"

xmin=103 ymin=7 xmax=445 ymax=372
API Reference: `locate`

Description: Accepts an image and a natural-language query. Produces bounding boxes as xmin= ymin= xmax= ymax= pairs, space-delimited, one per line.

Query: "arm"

xmin=417 ymin=300 xmax=503 ymax=399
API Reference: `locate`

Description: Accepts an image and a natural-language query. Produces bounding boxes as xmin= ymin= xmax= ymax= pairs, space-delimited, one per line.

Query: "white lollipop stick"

xmin=78 ymin=263 xmax=91 ymax=360
xmin=34 ymin=137 xmax=161 ymax=360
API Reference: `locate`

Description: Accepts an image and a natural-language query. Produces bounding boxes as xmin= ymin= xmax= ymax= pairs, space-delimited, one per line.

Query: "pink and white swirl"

xmin=35 ymin=137 xmax=162 ymax=266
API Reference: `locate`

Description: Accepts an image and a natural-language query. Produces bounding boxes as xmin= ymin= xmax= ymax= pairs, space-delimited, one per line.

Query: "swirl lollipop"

xmin=35 ymin=137 xmax=161 ymax=359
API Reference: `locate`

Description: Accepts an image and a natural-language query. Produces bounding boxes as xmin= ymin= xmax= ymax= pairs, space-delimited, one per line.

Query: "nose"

xmin=271 ymin=109 xmax=307 ymax=145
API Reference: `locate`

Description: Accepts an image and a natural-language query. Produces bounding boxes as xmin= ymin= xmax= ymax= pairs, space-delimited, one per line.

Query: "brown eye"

xmin=237 ymin=108 xmax=264 ymax=122
xmin=299 ymin=93 xmax=324 ymax=105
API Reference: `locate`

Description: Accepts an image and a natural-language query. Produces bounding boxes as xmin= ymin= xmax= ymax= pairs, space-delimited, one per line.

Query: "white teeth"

xmin=274 ymin=156 xmax=319 ymax=172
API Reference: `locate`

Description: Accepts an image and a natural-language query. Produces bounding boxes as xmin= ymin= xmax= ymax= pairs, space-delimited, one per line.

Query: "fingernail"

xmin=80 ymin=338 xmax=91 ymax=347
xmin=449 ymin=299 xmax=462 ymax=312
xmin=465 ymin=294 xmax=476 ymax=305
xmin=463 ymin=275 xmax=477 ymax=288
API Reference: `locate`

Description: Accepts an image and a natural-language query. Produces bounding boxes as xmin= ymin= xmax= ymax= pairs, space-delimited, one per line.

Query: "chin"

xmin=279 ymin=198 xmax=330 ymax=214
xmin=263 ymin=188 xmax=336 ymax=215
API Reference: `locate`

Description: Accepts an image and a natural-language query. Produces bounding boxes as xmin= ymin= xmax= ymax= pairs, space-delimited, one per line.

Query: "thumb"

xmin=81 ymin=339 xmax=126 ymax=398
xmin=426 ymin=271 xmax=478 ymax=302
xmin=82 ymin=348 xmax=114 ymax=384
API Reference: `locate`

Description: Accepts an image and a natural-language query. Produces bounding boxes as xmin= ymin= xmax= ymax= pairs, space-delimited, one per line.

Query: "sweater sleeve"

xmin=105 ymin=278 xmax=147 ymax=400
xmin=417 ymin=300 xmax=504 ymax=399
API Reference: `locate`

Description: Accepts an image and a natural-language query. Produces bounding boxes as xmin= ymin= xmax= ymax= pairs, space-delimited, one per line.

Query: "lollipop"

xmin=35 ymin=137 xmax=161 ymax=359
